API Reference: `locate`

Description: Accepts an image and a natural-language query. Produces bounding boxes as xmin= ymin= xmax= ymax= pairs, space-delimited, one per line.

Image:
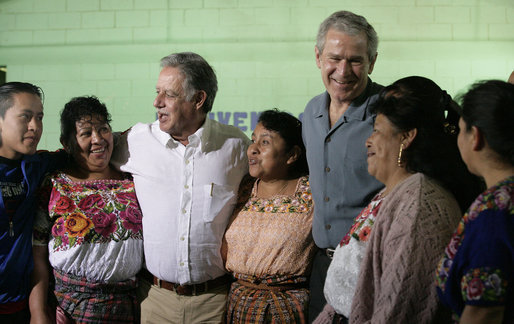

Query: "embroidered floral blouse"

xmin=436 ymin=176 xmax=514 ymax=321
xmin=223 ymin=176 xmax=315 ymax=280
xmin=33 ymin=172 xmax=144 ymax=283
xmin=324 ymin=192 xmax=384 ymax=317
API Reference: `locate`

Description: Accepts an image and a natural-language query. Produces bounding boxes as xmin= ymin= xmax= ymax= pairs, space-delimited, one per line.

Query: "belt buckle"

xmin=156 ymin=278 xmax=162 ymax=288
xmin=189 ymin=282 xmax=206 ymax=296
xmin=326 ymin=248 xmax=335 ymax=259
xmin=174 ymin=283 xmax=191 ymax=296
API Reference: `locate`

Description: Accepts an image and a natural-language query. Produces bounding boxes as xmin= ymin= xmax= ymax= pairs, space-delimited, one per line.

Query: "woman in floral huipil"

xmin=222 ymin=109 xmax=316 ymax=323
xmin=31 ymin=96 xmax=143 ymax=323
xmin=436 ymin=80 xmax=514 ymax=324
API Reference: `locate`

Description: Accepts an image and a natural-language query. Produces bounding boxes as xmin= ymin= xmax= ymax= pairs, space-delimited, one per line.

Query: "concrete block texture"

xmin=33 ymin=30 xmax=66 ymax=45
xmin=34 ymin=0 xmax=66 ymax=13
xmin=47 ymin=13 xmax=81 ymax=29
xmin=15 ymin=13 xmax=49 ymax=30
xmin=67 ymin=0 xmax=100 ymax=12
xmin=100 ymin=0 xmax=134 ymax=10
xmin=82 ymin=12 xmax=115 ymax=28
xmin=135 ymin=0 xmax=167 ymax=10
xmin=65 ymin=28 xmax=132 ymax=44
xmin=116 ymin=11 xmax=150 ymax=27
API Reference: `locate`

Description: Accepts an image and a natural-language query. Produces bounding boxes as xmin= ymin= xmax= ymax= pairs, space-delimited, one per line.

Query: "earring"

xmin=397 ymin=143 xmax=404 ymax=167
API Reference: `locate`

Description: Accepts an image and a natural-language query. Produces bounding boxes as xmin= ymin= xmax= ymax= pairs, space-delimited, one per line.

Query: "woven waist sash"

xmin=236 ymin=278 xmax=308 ymax=292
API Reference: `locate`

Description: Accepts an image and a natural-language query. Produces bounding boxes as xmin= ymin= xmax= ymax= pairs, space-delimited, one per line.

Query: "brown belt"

xmin=138 ymin=269 xmax=232 ymax=296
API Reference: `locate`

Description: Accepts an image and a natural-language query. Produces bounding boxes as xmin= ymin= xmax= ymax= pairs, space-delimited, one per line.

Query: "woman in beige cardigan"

xmin=349 ymin=77 xmax=483 ymax=324
xmin=315 ymin=76 xmax=482 ymax=324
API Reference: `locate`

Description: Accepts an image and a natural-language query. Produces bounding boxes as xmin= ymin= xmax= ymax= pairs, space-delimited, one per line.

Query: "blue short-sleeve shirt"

xmin=302 ymin=79 xmax=384 ymax=248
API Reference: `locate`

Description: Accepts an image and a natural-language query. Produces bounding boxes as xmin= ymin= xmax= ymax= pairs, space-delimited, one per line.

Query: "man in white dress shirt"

xmin=112 ymin=52 xmax=249 ymax=323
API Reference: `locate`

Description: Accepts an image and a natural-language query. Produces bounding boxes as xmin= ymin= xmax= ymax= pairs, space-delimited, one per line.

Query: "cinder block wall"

xmin=0 ymin=0 xmax=513 ymax=149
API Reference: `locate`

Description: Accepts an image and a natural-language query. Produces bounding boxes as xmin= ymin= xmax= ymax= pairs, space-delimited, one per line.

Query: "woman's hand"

xmin=459 ymin=305 xmax=504 ymax=324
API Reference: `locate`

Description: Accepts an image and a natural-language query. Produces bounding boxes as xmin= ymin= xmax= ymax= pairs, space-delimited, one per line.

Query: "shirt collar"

xmin=315 ymin=77 xmax=375 ymax=122
xmin=154 ymin=118 xmax=209 ymax=150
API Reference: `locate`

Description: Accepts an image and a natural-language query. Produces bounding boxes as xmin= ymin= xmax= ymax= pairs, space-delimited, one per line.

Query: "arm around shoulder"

xmin=110 ymin=129 xmax=130 ymax=171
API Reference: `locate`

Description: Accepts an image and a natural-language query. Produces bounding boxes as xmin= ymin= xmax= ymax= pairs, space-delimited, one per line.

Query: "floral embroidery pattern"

xmin=92 ymin=211 xmax=118 ymax=237
xmin=435 ymin=257 xmax=453 ymax=292
xmin=436 ymin=177 xmax=514 ymax=291
xmin=36 ymin=173 xmax=143 ymax=252
xmin=243 ymin=177 xmax=312 ymax=213
xmin=461 ymin=268 xmax=507 ymax=302
xmin=339 ymin=194 xmax=383 ymax=246
xmin=65 ymin=212 xmax=94 ymax=237
xmin=54 ymin=196 xmax=76 ymax=214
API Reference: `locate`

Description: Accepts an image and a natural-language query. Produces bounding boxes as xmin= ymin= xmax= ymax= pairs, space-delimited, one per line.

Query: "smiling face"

xmin=71 ymin=115 xmax=113 ymax=176
xmin=0 ymin=92 xmax=43 ymax=160
xmin=248 ymin=123 xmax=291 ymax=182
xmin=365 ymin=114 xmax=404 ymax=185
xmin=316 ymin=28 xmax=376 ymax=107
xmin=154 ymin=66 xmax=204 ymax=140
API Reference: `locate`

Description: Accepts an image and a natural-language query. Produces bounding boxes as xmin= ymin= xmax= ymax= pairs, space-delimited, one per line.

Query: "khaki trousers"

xmin=138 ymin=278 xmax=228 ymax=324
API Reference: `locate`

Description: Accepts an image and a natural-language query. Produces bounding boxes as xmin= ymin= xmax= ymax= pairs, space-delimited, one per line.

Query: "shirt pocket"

xmin=202 ymin=183 xmax=236 ymax=223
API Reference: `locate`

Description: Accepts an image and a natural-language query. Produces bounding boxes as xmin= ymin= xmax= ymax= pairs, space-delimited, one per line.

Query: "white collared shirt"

xmin=112 ymin=118 xmax=249 ymax=284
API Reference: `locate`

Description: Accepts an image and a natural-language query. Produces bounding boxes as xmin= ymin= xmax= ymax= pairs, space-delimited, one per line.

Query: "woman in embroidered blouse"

xmin=436 ymin=80 xmax=514 ymax=324
xmin=30 ymin=96 xmax=143 ymax=323
xmin=315 ymin=76 xmax=481 ymax=324
xmin=222 ymin=109 xmax=315 ymax=323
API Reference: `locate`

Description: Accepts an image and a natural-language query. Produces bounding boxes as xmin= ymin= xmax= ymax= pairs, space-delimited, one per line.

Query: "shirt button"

xmin=325 ymin=167 xmax=330 ymax=172
xmin=325 ymin=224 xmax=331 ymax=230
xmin=185 ymin=159 xmax=190 ymax=165
xmin=182 ymin=209 xmax=186 ymax=214
xmin=184 ymin=184 xmax=189 ymax=189
xmin=180 ymin=237 xmax=185 ymax=241
xmin=324 ymin=196 xmax=330 ymax=202
xmin=180 ymin=262 xmax=184 ymax=266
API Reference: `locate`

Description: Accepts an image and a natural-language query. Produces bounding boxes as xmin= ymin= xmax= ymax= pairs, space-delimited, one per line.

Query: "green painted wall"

xmin=0 ymin=0 xmax=513 ymax=149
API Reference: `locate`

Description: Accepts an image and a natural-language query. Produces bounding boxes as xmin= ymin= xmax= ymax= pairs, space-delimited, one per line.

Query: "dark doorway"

xmin=0 ymin=66 xmax=6 ymax=85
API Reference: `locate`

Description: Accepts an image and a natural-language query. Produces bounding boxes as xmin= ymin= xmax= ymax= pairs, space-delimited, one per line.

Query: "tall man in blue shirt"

xmin=302 ymin=11 xmax=384 ymax=321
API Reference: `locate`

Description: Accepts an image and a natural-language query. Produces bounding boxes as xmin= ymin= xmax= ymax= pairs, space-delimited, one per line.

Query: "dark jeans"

xmin=308 ymin=248 xmax=332 ymax=323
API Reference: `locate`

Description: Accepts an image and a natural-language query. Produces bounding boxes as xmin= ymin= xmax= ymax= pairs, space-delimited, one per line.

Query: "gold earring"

xmin=397 ymin=143 xmax=404 ymax=167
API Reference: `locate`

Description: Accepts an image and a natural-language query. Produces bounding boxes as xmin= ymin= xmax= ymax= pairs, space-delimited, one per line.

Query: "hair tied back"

xmin=440 ymin=90 xmax=451 ymax=111
xmin=440 ymin=90 xmax=458 ymax=135
xmin=443 ymin=122 xmax=457 ymax=135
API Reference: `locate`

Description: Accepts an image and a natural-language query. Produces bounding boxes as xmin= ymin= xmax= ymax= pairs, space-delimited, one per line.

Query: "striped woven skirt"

xmin=226 ymin=274 xmax=309 ymax=324
xmin=53 ymin=269 xmax=139 ymax=323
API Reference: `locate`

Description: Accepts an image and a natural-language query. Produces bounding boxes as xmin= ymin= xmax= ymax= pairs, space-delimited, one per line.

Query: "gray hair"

xmin=160 ymin=52 xmax=218 ymax=113
xmin=316 ymin=11 xmax=378 ymax=61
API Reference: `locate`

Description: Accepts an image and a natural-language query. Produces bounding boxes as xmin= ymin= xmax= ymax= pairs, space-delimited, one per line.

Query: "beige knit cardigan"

xmin=350 ymin=173 xmax=461 ymax=324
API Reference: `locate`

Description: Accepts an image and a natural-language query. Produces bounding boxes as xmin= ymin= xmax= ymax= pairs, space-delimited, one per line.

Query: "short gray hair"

xmin=160 ymin=52 xmax=218 ymax=113
xmin=316 ymin=11 xmax=378 ymax=61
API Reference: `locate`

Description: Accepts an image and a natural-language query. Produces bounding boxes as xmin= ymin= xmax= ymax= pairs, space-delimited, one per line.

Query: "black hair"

xmin=0 ymin=82 xmax=43 ymax=117
xmin=60 ymin=96 xmax=111 ymax=156
xmin=458 ymin=80 xmax=514 ymax=166
xmin=257 ymin=109 xmax=308 ymax=178
xmin=372 ymin=76 xmax=482 ymax=211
